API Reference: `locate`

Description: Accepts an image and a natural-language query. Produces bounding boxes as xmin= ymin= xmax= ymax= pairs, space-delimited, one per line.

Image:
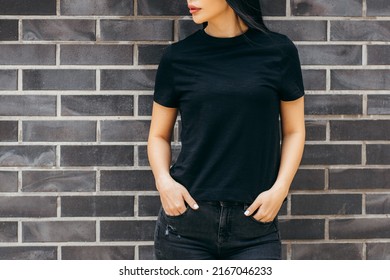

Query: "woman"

xmin=148 ymin=0 xmax=305 ymax=260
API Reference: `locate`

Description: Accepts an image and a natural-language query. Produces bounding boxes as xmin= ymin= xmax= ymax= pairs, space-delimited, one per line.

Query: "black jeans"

xmin=154 ymin=201 xmax=281 ymax=260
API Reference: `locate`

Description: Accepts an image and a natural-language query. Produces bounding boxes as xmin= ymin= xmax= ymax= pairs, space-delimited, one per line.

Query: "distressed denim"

xmin=154 ymin=201 xmax=281 ymax=260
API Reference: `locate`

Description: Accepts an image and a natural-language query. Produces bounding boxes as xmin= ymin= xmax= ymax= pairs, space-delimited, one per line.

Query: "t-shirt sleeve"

xmin=153 ymin=45 xmax=178 ymax=108
xmin=278 ymin=37 xmax=305 ymax=101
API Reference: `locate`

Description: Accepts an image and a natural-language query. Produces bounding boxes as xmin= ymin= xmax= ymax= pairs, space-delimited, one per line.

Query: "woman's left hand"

xmin=244 ymin=187 xmax=287 ymax=223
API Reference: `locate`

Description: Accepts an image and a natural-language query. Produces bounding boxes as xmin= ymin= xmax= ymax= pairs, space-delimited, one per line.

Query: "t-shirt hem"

xmin=280 ymin=90 xmax=305 ymax=102
xmin=153 ymin=96 xmax=178 ymax=108
xmin=191 ymin=190 xmax=268 ymax=204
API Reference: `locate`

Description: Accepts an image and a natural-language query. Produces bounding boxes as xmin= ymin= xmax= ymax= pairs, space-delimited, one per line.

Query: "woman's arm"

xmin=147 ymin=102 xmax=199 ymax=216
xmin=244 ymin=96 xmax=305 ymax=222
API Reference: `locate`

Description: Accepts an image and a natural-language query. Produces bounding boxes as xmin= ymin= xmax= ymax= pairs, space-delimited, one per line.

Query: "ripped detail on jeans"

xmin=165 ymin=224 xmax=182 ymax=239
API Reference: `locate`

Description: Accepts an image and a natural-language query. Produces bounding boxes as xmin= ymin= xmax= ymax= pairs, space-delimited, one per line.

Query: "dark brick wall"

xmin=0 ymin=0 xmax=389 ymax=260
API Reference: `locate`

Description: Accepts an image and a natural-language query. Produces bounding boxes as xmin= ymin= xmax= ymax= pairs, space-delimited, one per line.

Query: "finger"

xmin=244 ymin=199 xmax=262 ymax=216
xmin=258 ymin=215 xmax=273 ymax=223
xmin=182 ymin=189 xmax=199 ymax=210
xmin=253 ymin=208 xmax=274 ymax=223
xmin=164 ymin=203 xmax=186 ymax=216
xmin=163 ymin=206 xmax=181 ymax=216
xmin=161 ymin=198 xmax=185 ymax=216
xmin=173 ymin=198 xmax=187 ymax=214
xmin=252 ymin=209 xmax=266 ymax=221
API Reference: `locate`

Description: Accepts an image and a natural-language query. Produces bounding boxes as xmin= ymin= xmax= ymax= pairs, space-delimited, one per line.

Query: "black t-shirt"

xmin=153 ymin=28 xmax=304 ymax=203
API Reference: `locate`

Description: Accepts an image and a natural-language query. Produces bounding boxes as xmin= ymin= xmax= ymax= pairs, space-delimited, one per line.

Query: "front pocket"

xmin=161 ymin=205 xmax=212 ymax=239
xmin=163 ymin=205 xmax=190 ymax=219
xmin=230 ymin=210 xmax=278 ymax=240
xmin=249 ymin=215 xmax=274 ymax=225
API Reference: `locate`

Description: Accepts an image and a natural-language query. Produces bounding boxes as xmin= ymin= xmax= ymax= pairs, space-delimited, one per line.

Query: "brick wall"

xmin=0 ymin=0 xmax=389 ymax=260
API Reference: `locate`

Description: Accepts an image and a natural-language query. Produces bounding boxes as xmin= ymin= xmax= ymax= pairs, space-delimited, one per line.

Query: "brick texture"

xmin=23 ymin=20 xmax=96 ymax=41
xmin=0 ymin=172 xmax=18 ymax=192
xmin=0 ymin=0 xmax=389 ymax=260
xmin=291 ymin=0 xmax=362 ymax=16
xmin=60 ymin=0 xmax=133 ymax=16
xmin=0 ymin=45 xmax=55 ymax=65
xmin=61 ymin=246 xmax=135 ymax=260
xmin=22 ymin=171 xmax=96 ymax=192
xmin=0 ymin=0 xmax=56 ymax=15
xmin=367 ymin=243 xmax=390 ymax=260
xmin=291 ymin=243 xmax=363 ymax=260
xmin=0 ymin=20 xmax=18 ymax=41
xmin=0 ymin=247 xmax=57 ymax=260
xmin=367 ymin=0 xmax=390 ymax=16
xmin=0 ymin=70 xmax=17 ymax=89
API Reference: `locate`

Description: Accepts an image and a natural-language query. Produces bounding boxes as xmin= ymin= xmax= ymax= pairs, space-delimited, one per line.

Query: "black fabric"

xmin=153 ymin=28 xmax=304 ymax=203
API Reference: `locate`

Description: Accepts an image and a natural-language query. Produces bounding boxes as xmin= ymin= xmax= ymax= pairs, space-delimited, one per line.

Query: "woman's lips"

xmin=188 ymin=5 xmax=201 ymax=14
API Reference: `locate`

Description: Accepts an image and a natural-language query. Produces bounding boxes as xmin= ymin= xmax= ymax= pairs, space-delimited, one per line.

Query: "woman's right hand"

xmin=156 ymin=176 xmax=199 ymax=216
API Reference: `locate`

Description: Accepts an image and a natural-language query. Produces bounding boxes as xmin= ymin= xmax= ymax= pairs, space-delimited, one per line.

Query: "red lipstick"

xmin=188 ymin=4 xmax=201 ymax=14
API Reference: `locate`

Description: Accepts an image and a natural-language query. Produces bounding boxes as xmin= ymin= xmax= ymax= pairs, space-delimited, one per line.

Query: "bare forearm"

xmin=272 ymin=131 xmax=305 ymax=196
xmin=147 ymin=136 xmax=173 ymax=189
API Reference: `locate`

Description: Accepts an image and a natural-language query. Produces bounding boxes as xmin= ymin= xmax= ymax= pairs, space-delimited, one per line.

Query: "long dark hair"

xmin=203 ymin=0 xmax=269 ymax=33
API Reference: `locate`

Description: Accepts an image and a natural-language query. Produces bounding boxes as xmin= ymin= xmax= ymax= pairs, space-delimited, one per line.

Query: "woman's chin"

xmin=191 ymin=16 xmax=205 ymax=25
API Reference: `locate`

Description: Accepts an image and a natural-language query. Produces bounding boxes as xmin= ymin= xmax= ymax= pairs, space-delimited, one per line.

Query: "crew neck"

xmin=198 ymin=27 xmax=255 ymax=44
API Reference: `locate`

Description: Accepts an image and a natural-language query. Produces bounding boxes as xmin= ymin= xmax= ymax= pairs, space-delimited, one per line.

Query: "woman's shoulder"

xmin=256 ymin=30 xmax=298 ymax=57
xmin=258 ymin=30 xmax=296 ymax=47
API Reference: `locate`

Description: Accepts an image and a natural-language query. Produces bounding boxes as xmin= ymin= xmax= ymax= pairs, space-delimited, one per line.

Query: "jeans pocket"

xmin=249 ymin=215 xmax=274 ymax=225
xmin=231 ymin=209 xmax=278 ymax=240
xmin=162 ymin=205 xmax=190 ymax=219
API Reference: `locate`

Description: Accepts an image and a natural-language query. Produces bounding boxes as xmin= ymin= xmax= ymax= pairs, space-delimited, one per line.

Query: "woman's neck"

xmin=204 ymin=12 xmax=248 ymax=38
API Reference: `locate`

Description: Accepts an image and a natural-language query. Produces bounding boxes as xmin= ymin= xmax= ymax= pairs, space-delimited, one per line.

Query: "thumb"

xmin=182 ymin=189 xmax=199 ymax=210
